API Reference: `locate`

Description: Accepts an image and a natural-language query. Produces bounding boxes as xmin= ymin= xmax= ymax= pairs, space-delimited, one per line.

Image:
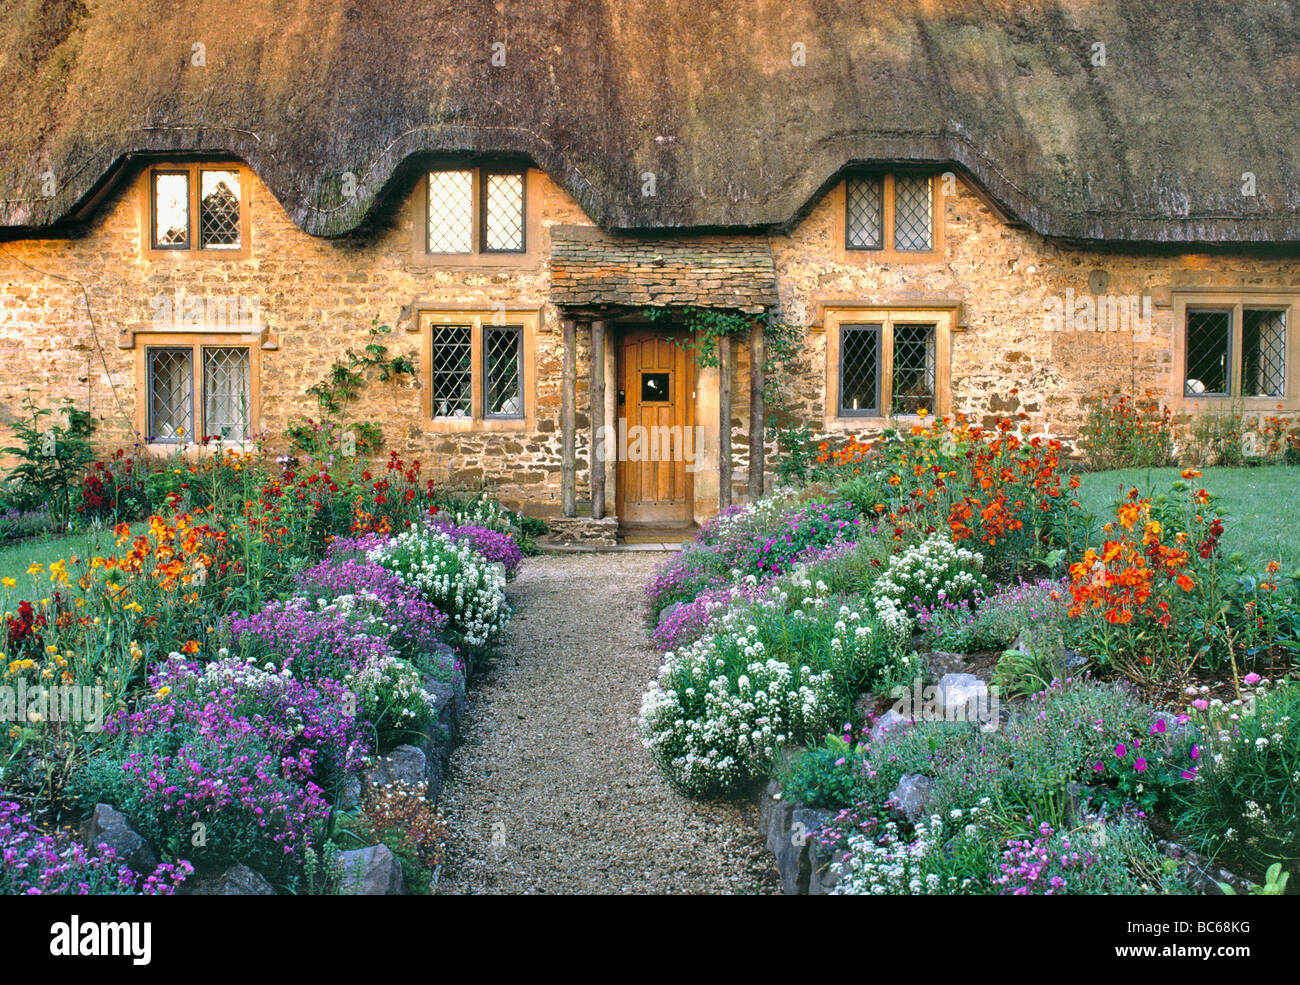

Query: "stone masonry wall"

xmin=4 ymin=163 xmax=1300 ymax=521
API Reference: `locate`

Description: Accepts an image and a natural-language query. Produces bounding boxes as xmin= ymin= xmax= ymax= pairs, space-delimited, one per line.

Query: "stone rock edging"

xmin=757 ymin=780 xmax=845 ymax=895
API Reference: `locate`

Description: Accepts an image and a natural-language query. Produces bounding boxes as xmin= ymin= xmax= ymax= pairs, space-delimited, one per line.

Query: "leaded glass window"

xmin=892 ymin=323 xmax=936 ymax=415
xmin=484 ymin=325 xmax=524 ymax=417
xmin=839 ymin=324 xmax=880 ymax=416
xmin=430 ymin=324 xmax=473 ymax=417
xmin=894 ymin=175 xmax=933 ymax=252
xmin=482 ymin=172 xmax=525 ymax=252
xmin=426 ymin=170 xmax=474 ymax=254
xmin=147 ymin=347 xmax=193 ymax=441
xmin=199 ymin=169 xmax=242 ymax=250
xmin=1242 ymin=309 xmax=1286 ymax=398
xmin=1185 ymin=309 xmax=1232 ymax=396
xmin=151 ymin=172 xmax=190 ymax=249
xmin=203 ymin=347 xmax=251 ymax=441
xmin=845 ymin=175 xmax=883 ymax=250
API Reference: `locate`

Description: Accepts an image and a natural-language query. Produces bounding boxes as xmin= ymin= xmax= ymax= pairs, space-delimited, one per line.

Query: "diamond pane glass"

xmin=483 ymin=172 xmax=525 ymax=252
xmin=894 ymin=176 xmax=933 ymax=251
xmin=203 ymin=347 xmax=250 ymax=441
xmin=892 ymin=323 xmax=936 ymax=415
xmin=845 ymin=175 xmax=883 ymax=250
xmin=148 ymin=348 xmax=193 ymax=442
xmin=839 ymin=324 xmax=880 ymax=415
xmin=427 ymin=171 xmax=474 ymax=253
xmin=485 ymin=326 xmax=523 ymax=417
xmin=152 ymin=172 xmax=190 ymax=248
xmin=1185 ymin=310 xmax=1231 ymax=396
xmin=199 ymin=169 xmax=241 ymax=249
xmin=430 ymin=324 xmax=473 ymax=417
xmin=1243 ymin=309 xmax=1286 ymax=398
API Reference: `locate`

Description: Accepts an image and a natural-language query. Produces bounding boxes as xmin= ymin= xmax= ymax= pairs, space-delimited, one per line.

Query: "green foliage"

xmin=1079 ymin=391 xmax=1174 ymax=471
xmin=1 ymin=393 xmax=97 ymax=527
xmin=285 ymin=319 xmax=416 ymax=458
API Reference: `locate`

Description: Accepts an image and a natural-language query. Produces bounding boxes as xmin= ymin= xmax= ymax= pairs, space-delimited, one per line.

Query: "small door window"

xmin=641 ymin=372 xmax=670 ymax=402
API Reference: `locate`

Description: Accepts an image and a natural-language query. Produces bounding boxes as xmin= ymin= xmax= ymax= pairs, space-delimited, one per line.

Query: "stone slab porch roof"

xmin=5 ymin=0 xmax=1300 ymax=244
xmin=550 ymin=227 xmax=777 ymax=312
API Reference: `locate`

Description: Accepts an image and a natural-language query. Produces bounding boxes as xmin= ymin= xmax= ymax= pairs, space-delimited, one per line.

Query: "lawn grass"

xmin=0 ymin=525 xmax=139 ymax=589
xmin=1073 ymin=465 xmax=1300 ymax=572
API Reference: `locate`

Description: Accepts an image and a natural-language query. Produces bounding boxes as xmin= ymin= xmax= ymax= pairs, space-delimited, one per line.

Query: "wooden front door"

xmin=616 ymin=329 xmax=695 ymax=525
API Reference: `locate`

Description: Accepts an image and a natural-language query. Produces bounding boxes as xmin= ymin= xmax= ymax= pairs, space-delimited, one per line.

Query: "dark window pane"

xmin=430 ymin=324 xmax=473 ymax=417
xmin=484 ymin=325 xmax=523 ymax=417
xmin=1242 ymin=309 xmax=1286 ymax=398
xmin=641 ymin=372 xmax=670 ymax=402
xmin=845 ymin=176 xmax=883 ymax=250
xmin=1185 ymin=310 xmax=1231 ymax=396
xmin=148 ymin=347 xmax=193 ymax=441
xmin=892 ymin=323 xmax=936 ymax=415
xmin=152 ymin=172 xmax=189 ymax=248
xmin=483 ymin=172 xmax=525 ymax=252
xmin=839 ymin=324 xmax=880 ymax=415
xmin=894 ymin=176 xmax=933 ymax=251
xmin=199 ymin=169 xmax=241 ymax=249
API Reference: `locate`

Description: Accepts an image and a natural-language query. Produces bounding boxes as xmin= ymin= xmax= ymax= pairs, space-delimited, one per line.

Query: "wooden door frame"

xmin=614 ymin=323 xmax=696 ymax=525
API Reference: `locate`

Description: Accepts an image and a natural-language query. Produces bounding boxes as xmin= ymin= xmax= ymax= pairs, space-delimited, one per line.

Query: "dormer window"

xmin=426 ymin=168 xmax=526 ymax=255
xmin=844 ymin=173 xmax=941 ymax=258
xmin=146 ymin=164 xmax=248 ymax=257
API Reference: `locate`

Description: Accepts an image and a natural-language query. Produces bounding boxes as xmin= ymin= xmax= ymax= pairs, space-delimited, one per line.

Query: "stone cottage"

xmin=3 ymin=0 xmax=1300 ymax=538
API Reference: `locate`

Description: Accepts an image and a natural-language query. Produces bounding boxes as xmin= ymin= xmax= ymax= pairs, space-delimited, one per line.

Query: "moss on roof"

xmin=2 ymin=0 xmax=1299 ymax=242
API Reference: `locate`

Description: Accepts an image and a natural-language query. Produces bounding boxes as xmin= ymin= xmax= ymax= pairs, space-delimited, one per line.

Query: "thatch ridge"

xmin=2 ymin=0 xmax=1300 ymax=243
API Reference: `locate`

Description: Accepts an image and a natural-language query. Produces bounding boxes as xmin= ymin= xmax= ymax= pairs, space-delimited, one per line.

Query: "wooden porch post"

xmin=561 ymin=316 xmax=577 ymax=517
xmin=748 ymin=319 xmax=765 ymax=501
xmin=718 ymin=333 xmax=732 ymax=509
xmin=590 ymin=319 xmax=607 ymax=519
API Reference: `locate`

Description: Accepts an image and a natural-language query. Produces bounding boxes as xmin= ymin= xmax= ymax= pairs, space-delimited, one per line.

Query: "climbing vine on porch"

xmin=645 ymin=304 xmax=804 ymax=426
xmin=285 ymin=319 xmax=417 ymax=459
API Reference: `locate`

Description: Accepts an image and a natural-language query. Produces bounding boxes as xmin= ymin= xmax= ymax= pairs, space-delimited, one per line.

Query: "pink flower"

xmin=1243 ymin=672 xmax=1261 ymax=685
xmin=1093 ymin=761 xmax=1104 ymax=773
xmin=1134 ymin=757 xmax=1147 ymax=773
xmin=1115 ymin=743 xmax=1126 ymax=758
xmin=1191 ymin=744 xmax=1200 ymax=759
xmin=1192 ymin=699 xmax=1209 ymax=711
xmin=1150 ymin=718 xmax=1166 ymax=735
xmin=1181 ymin=770 xmax=1197 ymax=780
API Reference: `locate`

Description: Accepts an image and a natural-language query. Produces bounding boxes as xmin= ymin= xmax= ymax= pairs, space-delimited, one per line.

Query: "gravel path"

xmin=436 ymin=552 xmax=777 ymax=895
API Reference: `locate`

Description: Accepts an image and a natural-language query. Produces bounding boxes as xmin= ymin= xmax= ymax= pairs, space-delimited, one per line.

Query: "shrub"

xmin=368 ymin=525 xmax=511 ymax=649
xmin=915 ymin=578 xmax=1067 ymax=653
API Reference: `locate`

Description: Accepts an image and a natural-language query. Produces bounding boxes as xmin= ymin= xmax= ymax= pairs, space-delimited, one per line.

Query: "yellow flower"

xmin=25 ymin=563 xmax=43 ymax=576
xmin=154 ymin=686 xmax=172 ymax=699
xmin=1 ymin=577 xmax=14 ymax=589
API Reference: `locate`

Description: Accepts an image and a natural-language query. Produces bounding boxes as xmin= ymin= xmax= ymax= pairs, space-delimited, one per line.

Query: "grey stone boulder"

xmin=338 ymin=773 xmax=362 ymax=811
xmin=185 ymin=863 xmax=276 ymax=896
xmin=424 ymin=676 xmax=464 ymax=743
xmin=888 ymin=773 xmax=933 ymax=824
xmin=80 ymin=803 xmax=157 ymax=875
xmin=937 ymin=672 xmax=992 ymax=725
xmin=759 ymin=779 xmax=794 ymax=859
xmin=364 ymin=744 xmax=429 ymax=793
xmin=335 ymin=844 xmax=405 ymax=895
xmin=657 ymin=602 xmax=685 ymax=629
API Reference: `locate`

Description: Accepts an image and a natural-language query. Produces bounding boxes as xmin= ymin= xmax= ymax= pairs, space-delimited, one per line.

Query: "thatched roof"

xmin=3 ymin=0 xmax=1300 ymax=243
xmin=550 ymin=226 xmax=776 ymax=312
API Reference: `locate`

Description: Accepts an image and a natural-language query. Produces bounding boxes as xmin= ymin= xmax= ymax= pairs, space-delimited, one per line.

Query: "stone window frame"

xmin=411 ymin=166 xmax=543 ymax=269
xmin=819 ymin=302 xmax=957 ymax=428
xmin=128 ymin=332 xmax=264 ymax=451
xmin=140 ymin=162 xmax=251 ymax=261
xmin=410 ymin=307 xmax=539 ymax=432
xmin=836 ymin=172 xmax=945 ymax=264
xmin=1169 ymin=289 xmax=1300 ymax=413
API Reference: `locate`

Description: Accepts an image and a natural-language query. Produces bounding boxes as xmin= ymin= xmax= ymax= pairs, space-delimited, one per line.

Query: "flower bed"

xmin=644 ymin=415 xmax=1300 ymax=895
xmin=1 ymin=450 xmax=524 ymax=895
